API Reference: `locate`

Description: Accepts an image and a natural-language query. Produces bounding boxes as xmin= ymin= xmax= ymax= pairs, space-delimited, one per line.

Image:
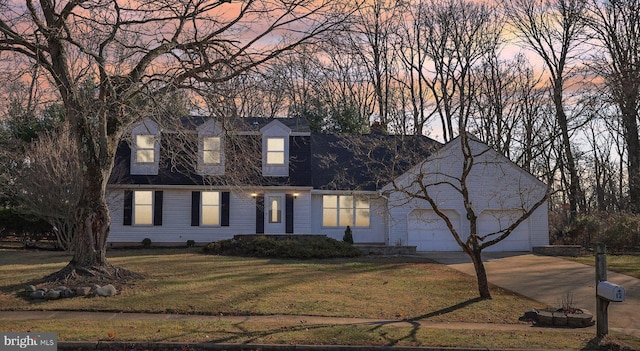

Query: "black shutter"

xmin=255 ymin=194 xmax=264 ymax=234
xmin=221 ymin=192 xmax=230 ymax=227
xmin=123 ymin=190 xmax=133 ymax=226
xmin=285 ymin=194 xmax=294 ymax=233
xmin=191 ymin=191 xmax=200 ymax=226
xmin=153 ymin=191 xmax=163 ymax=226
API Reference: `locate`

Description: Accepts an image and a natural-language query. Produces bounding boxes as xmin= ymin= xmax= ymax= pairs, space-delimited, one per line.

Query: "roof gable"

xmin=383 ymin=134 xmax=547 ymax=195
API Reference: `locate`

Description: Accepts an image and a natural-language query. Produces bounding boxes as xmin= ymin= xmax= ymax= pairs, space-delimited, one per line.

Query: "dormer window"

xmin=266 ymin=137 xmax=285 ymax=165
xmin=261 ymin=120 xmax=291 ymax=177
xmin=136 ymin=135 xmax=156 ymax=163
xmin=197 ymin=119 xmax=224 ymax=176
xmin=130 ymin=119 xmax=160 ymax=175
xmin=203 ymin=137 xmax=221 ymax=165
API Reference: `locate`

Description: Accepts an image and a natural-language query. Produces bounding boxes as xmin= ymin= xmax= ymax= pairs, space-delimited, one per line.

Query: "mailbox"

xmin=597 ymin=281 xmax=625 ymax=302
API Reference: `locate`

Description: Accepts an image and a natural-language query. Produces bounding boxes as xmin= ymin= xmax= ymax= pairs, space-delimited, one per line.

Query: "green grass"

xmin=567 ymin=254 xmax=640 ymax=279
xmin=1 ymin=248 xmax=639 ymax=349
xmin=0 ymin=319 xmax=615 ymax=349
xmin=0 ymin=249 xmax=537 ymax=322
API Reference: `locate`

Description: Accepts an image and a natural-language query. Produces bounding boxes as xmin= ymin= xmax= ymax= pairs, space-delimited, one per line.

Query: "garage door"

xmin=478 ymin=210 xmax=530 ymax=252
xmin=408 ymin=209 xmax=462 ymax=251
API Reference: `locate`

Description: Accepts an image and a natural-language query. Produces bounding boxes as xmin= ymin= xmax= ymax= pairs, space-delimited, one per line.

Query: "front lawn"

xmin=1 ymin=249 xmax=638 ymax=349
xmin=0 ymin=248 xmax=536 ymax=322
xmin=567 ymin=254 xmax=640 ymax=279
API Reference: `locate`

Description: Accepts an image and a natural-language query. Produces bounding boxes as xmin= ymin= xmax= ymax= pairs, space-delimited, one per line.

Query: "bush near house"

xmin=343 ymin=226 xmax=354 ymax=244
xmin=203 ymin=236 xmax=362 ymax=259
xmin=553 ymin=212 xmax=640 ymax=253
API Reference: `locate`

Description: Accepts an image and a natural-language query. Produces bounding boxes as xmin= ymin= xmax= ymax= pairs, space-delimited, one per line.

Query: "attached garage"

xmin=407 ymin=209 xmax=532 ymax=252
xmin=386 ymin=135 xmax=550 ymax=252
xmin=407 ymin=209 xmax=463 ymax=251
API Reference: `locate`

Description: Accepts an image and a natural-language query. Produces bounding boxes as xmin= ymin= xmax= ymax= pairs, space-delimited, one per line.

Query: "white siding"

xmin=293 ymin=192 xmax=312 ymax=233
xmin=108 ymin=189 xmax=256 ymax=244
xmin=529 ymin=202 xmax=550 ymax=247
xmin=107 ymin=188 xmax=315 ymax=244
xmin=385 ymin=137 xmax=549 ymax=252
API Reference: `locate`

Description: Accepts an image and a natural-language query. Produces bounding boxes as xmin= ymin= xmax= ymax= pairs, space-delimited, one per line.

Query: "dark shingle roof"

xmin=108 ymin=118 xmax=441 ymax=190
xmin=310 ymin=133 xmax=441 ymax=191
xmin=177 ymin=116 xmax=311 ymax=134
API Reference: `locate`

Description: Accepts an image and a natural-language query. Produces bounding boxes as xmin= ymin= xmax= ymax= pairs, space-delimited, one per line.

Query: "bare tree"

xmin=15 ymin=124 xmax=81 ymax=251
xmin=0 ymin=0 xmax=351 ymax=280
xmin=393 ymin=0 xmax=438 ymax=136
xmin=347 ymin=0 xmax=401 ymax=127
xmin=415 ymin=0 xmax=502 ymax=142
xmin=386 ymin=133 xmax=549 ymax=299
xmin=503 ymin=0 xmax=588 ymax=222
xmin=337 ymin=130 xmax=549 ymax=299
xmin=586 ymin=0 xmax=640 ymax=213
xmin=337 ymin=0 xmax=549 ymax=299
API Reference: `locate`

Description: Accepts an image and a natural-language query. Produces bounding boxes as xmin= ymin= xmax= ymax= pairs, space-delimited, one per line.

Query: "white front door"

xmin=264 ymin=194 xmax=286 ymax=233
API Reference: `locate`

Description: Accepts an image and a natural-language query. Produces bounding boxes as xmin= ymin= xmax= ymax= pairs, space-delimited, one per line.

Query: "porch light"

xmin=293 ymin=193 xmax=299 ymax=198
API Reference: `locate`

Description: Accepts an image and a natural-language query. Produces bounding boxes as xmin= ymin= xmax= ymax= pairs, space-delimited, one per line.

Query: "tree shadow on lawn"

xmin=169 ymin=297 xmax=486 ymax=347
xmin=367 ymin=297 xmax=485 ymax=346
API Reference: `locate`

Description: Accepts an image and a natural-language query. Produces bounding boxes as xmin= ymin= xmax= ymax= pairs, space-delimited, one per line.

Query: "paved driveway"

xmin=421 ymin=252 xmax=640 ymax=337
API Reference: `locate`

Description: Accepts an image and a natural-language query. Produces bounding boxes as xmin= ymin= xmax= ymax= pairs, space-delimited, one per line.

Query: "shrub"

xmin=141 ymin=238 xmax=152 ymax=247
xmin=343 ymin=226 xmax=354 ymax=244
xmin=598 ymin=213 xmax=640 ymax=253
xmin=556 ymin=212 xmax=640 ymax=253
xmin=203 ymin=236 xmax=361 ymax=259
xmin=186 ymin=239 xmax=196 ymax=247
xmin=558 ymin=214 xmax=601 ymax=248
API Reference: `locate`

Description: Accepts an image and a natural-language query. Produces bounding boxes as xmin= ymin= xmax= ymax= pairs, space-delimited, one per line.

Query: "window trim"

xmin=202 ymin=136 xmax=222 ymax=165
xmin=133 ymin=190 xmax=154 ymax=226
xmin=266 ymin=137 xmax=286 ymax=165
xmin=135 ymin=134 xmax=156 ymax=164
xmin=268 ymin=195 xmax=282 ymax=223
xmin=200 ymin=191 xmax=221 ymax=227
xmin=192 ymin=191 xmax=230 ymax=227
xmin=322 ymin=195 xmax=370 ymax=228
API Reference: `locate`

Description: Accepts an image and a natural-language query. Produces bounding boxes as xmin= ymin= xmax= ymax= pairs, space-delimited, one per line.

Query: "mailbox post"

xmin=595 ymin=243 xmax=625 ymax=338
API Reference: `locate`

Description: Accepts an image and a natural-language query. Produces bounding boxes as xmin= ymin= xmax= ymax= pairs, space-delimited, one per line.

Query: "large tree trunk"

xmin=69 ymin=125 xmax=117 ymax=270
xmin=71 ymin=191 xmax=111 ymax=268
xmin=553 ymin=84 xmax=582 ymax=222
xmin=468 ymin=247 xmax=491 ymax=299
xmin=622 ymin=105 xmax=640 ymax=214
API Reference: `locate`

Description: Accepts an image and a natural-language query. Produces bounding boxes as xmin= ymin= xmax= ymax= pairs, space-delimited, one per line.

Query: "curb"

xmin=58 ymin=341 xmax=569 ymax=351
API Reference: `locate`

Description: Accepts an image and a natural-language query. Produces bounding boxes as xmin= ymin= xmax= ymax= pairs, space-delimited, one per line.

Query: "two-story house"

xmin=106 ymin=117 xmax=549 ymax=251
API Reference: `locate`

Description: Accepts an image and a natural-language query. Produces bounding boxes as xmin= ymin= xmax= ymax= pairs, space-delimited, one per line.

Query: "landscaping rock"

xmin=567 ymin=310 xmax=594 ymax=327
xmin=523 ymin=308 xmax=539 ymax=322
xmin=25 ymin=285 xmax=36 ymax=293
xmin=94 ymin=284 xmax=117 ymax=297
xmin=61 ymin=288 xmax=75 ymax=298
xmin=76 ymin=287 xmax=91 ymax=296
xmin=537 ymin=310 xmax=554 ymax=326
xmin=30 ymin=290 xmax=46 ymax=299
xmin=25 ymin=284 xmax=117 ymax=301
xmin=552 ymin=311 xmax=568 ymax=326
xmin=532 ymin=308 xmax=593 ymax=328
xmin=45 ymin=290 xmax=61 ymax=300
